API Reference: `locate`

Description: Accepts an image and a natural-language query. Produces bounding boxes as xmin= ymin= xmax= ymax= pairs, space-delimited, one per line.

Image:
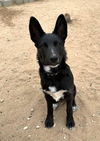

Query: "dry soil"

xmin=0 ymin=0 xmax=100 ymax=141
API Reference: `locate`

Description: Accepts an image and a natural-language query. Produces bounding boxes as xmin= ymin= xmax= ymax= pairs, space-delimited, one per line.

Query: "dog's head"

xmin=29 ymin=14 xmax=67 ymax=69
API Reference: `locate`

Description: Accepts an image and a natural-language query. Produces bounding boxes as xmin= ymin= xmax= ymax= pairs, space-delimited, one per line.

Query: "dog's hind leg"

xmin=72 ymin=85 xmax=77 ymax=112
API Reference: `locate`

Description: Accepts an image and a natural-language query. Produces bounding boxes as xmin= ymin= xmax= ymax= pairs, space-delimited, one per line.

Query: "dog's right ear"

xmin=29 ymin=17 xmax=45 ymax=44
xmin=53 ymin=14 xmax=67 ymax=41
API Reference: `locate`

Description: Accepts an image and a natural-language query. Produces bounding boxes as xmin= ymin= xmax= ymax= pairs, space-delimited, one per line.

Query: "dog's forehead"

xmin=40 ymin=34 xmax=62 ymax=44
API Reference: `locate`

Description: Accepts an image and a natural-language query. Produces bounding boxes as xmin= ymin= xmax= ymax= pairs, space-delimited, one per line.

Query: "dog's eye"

xmin=40 ymin=42 xmax=48 ymax=48
xmin=44 ymin=42 xmax=48 ymax=48
xmin=54 ymin=41 xmax=61 ymax=47
xmin=54 ymin=41 xmax=58 ymax=46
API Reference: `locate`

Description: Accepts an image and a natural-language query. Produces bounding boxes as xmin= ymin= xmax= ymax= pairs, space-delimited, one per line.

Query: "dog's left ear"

xmin=53 ymin=14 xmax=67 ymax=41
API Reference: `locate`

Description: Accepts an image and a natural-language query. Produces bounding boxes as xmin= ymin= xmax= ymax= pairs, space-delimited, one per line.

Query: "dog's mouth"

xmin=43 ymin=64 xmax=60 ymax=73
xmin=49 ymin=64 xmax=59 ymax=68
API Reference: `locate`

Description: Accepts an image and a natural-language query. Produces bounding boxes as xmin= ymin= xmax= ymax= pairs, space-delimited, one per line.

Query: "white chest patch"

xmin=43 ymin=87 xmax=68 ymax=102
xmin=44 ymin=66 xmax=51 ymax=73
xmin=48 ymin=86 xmax=57 ymax=93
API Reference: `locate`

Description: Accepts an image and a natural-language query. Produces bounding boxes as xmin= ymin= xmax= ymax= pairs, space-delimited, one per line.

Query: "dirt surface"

xmin=0 ymin=0 xmax=100 ymax=141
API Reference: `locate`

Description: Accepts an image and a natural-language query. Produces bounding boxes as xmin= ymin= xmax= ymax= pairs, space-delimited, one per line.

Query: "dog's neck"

xmin=43 ymin=65 xmax=60 ymax=76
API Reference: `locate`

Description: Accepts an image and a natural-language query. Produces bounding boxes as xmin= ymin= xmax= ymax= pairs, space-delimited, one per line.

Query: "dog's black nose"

xmin=50 ymin=57 xmax=58 ymax=63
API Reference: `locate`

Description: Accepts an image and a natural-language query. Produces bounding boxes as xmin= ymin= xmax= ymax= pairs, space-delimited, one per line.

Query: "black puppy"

xmin=29 ymin=14 xmax=77 ymax=129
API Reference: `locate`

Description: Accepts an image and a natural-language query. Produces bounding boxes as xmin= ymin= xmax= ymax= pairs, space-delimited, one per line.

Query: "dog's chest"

xmin=48 ymin=86 xmax=57 ymax=92
xmin=43 ymin=86 xmax=67 ymax=102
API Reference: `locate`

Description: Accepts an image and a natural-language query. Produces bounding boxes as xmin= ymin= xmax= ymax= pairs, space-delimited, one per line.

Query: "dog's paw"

xmin=66 ymin=119 xmax=75 ymax=129
xmin=45 ymin=117 xmax=54 ymax=128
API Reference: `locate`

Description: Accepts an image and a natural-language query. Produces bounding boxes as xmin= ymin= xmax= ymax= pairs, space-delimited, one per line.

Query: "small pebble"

xmin=53 ymin=123 xmax=56 ymax=128
xmin=27 ymin=117 xmax=31 ymax=121
xmin=92 ymin=114 xmax=95 ymax=117
xmin=29 ymin=115 xmax=32 ymax=118
xmin=23 ymin=126 xmax=28 ymax=130
xmin=36 ymin=125 xmax=40 ymax=129
xmin=7 ymin=39 xmax=10 ymax=42
xmin=0 ymin=99 xmax=4 ymax=103
xmin=28 ymin=135 xmax=31 ymax=138
xmin=64 ymin=13 xmax=72 ymax=23
xmin=0 ymin=111 xmax=3 ymax=114
xmin=31 ymin=108 xmax=34 ymax=112
xmin=64 ymin=136 xmax=66 ymax=140
xmin=12 ymin=135 xmax=14 ymax=138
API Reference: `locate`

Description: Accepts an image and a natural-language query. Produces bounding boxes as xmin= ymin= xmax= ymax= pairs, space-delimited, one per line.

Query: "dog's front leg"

xmin=65 ymin=92 xmax=75 ymax=129
xmin=45 ymin=94 xmax=54 ymax=128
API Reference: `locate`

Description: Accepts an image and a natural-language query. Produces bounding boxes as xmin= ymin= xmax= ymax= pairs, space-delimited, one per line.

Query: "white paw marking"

xmin=53 ymin=123 xmax=56 ymax=128
xmin=53 ymin=103 xmax=59 ymax=110
xmin=48 ymin=86 xmax=57 ymax=93
xmin=69 ymin=127 xmax=75 ymax=130
xmin=44 ymin=66 xmax=51 ymax=72
xmin=72 ymin=106 xmax=77 ymax=112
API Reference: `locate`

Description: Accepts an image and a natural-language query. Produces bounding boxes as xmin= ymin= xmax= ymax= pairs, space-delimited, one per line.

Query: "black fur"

xmin=29 ymin=14 xmax=76 ymax=129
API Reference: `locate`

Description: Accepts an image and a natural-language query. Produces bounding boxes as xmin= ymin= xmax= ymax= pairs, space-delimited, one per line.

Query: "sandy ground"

xmin=0 ymin=0 xmax=100 ymax=141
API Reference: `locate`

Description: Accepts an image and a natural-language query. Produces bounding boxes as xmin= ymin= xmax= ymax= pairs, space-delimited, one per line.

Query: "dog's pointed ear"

xmin=29 ymin=16 xmax=45 ymax=44
xmin=53 ymin=14 xmax=67 ymax=41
